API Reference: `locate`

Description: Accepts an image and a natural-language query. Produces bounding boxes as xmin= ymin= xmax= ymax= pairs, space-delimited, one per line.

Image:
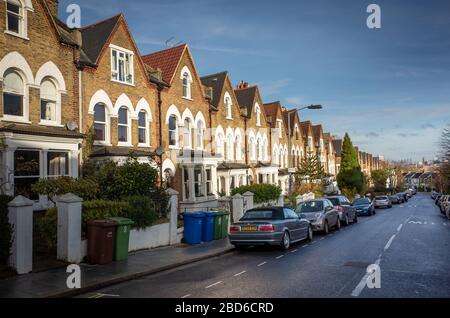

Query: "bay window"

xmin=47 ymin=152 xmax=69 ymax=178
xmin=14 ymin=150 xmax=40 ymax=200
xmin=40 ymin=78 xmax=57 ymax=123
xmin=111 ymin=46 xmax=134 ymax=85
xmin=206 ymin=168 xmax=213 ymax=196
xmin=194 ymin=166 xmax=204 ymax=198
xmin=3 ymin=70 xmax=24 ymax=117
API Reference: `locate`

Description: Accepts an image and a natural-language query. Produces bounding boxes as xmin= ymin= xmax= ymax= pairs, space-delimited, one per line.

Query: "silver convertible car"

xmin=229 ymin=207 xmax=313 ymax=250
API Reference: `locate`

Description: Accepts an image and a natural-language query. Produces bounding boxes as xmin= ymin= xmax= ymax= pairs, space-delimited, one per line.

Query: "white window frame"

xmin=196 ymin=121 xmax=204 ymax=150
xmin=235 ymin=135 xmax=242 ymax=161
xmin=216 ymin=133 xmax=225 ymax=157
xmin=138 ymin=110 xmax=150 ymax=147
xmin=180 ymin=66 xmax=193 ymax=100
xmin=39 ymin=77 xmax=61 ymax=127
xmin=183 ymin=118 xmax=192 ymax=149
xmin=226 ymin=134 xmax=234 ymax=161
xmin=168 ymin=115 xmax=178 ymax=148
xmin=224 ymin=92 xmax=233 ymax=120
xmin=250 ymin=137 xmax=256 ymax=161
xmin=2 ymin=69 xmax=30 ymax=123
xmin=93 ymin=103 xmax=110 ymax=145
xmin=255 ymin=103 xmax=261 ymax=126
xmin=117 ymin=106 xmax=132 ymax=146
xmin=110 ymin=44 xmax=134 ymax=86
xmin=5 ymin=0 xmax=30 ymax=40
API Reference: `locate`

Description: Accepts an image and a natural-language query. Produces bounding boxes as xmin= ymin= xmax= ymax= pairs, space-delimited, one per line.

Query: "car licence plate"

xmin=242 ymin=226 xmax=258 ymax=231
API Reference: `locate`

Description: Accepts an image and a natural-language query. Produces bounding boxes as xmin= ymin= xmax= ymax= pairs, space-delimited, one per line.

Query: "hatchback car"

xmin=374 ymin=196 xmax=392 ymax=209
xmin=327 ymin=195 xmax=358 ymax=225
xmin=397 ymin=192 xmax=408 ymax=202
xmin=352 ymin=197 xmax=376 ymax=216
xmin=389 ymin=195 xmax=401 ymax=204
xmin=296 ymin=199 xmax=340 ymax=234
xmin=439 ymin=195 xmax=449 ymax=215
xmin=229 ymin=207 xmax=312 ymax=250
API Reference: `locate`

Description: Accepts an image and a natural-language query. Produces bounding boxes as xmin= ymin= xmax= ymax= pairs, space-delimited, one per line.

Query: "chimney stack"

xmin=46 ymin=0 xmax=59 ymax=17
xmin=236 ymin=80 xmax=249 ymax=90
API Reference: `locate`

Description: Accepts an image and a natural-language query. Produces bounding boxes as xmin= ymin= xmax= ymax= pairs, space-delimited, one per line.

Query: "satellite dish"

xmin=66 ymin=121 xmax=79 ymax=131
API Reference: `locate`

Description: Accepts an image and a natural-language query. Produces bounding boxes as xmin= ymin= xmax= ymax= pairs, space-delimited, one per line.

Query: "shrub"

xmin=32 ymin=177 xmax=99 ymax=202
xmin=125 ymin=196 xmax=157 ymax=230
xmin=82 ymin=200 xmax=130 ymax=235
xmin=231 ymin=184 xmax=282 ymax=204
xmin=35 ymin=208 xmax=58 ymax=250
xmin=82 ymin=158 xmax=158 ymax=201
xmin=0 ymin=195 xmax=12 ymax=265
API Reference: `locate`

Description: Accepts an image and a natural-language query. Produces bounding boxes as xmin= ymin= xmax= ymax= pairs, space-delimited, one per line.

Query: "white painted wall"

xmin=128 ymin=223 xmax=171 ymax=252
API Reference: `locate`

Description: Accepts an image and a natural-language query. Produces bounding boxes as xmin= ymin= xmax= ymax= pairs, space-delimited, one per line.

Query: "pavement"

xmin=0 ymin=238 xmax=234 ymax=298
xmin=77 ymin=193 xmax=450 ymax=298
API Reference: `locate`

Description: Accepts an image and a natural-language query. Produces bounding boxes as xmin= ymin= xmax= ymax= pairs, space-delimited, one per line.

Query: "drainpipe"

xmin=157 ymin=83 xmax=164 ymax=188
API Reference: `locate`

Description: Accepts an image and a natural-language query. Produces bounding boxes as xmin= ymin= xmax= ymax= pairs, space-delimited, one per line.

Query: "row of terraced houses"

xmin=0 ymin=0 xmax=384 ymax=212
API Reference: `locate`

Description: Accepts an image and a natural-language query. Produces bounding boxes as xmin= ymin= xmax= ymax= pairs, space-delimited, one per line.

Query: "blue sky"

xmin=59 ymin=0 xmax=450 ymax=161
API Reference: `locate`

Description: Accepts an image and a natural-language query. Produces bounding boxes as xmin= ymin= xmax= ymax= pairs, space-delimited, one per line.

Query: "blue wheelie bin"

xmin=202 ymin=212 xmax=216 ymax=242
xmin=183 ymin=212 xmax=205 ymax=244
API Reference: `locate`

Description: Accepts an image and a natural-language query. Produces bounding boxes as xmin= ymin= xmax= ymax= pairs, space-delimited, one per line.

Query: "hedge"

xmin=231 ymin=184 xmax=282 ymax=204
xmin=0 ymin=195 xmax=12 ymax=266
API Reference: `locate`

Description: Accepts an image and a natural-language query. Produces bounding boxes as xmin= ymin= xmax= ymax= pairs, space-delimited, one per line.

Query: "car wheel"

xmin=280 ymin=231 xmax=290 ymax=250
xmin=307 ymin=226 xmax=313 ymax=241
xmin=335 ymin=218 xmax=341 ymax=230
xmin=323 ymin=221 xmax=329 ymax=235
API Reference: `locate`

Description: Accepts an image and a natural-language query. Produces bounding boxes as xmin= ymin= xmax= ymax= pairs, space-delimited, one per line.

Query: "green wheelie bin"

xmin=221 ymin=212 xmax=230 ymax=239
xmin=108 ymin=217 xmax=134 ymax=261
xmin=213 ymin=211 xmax=224 ymax=240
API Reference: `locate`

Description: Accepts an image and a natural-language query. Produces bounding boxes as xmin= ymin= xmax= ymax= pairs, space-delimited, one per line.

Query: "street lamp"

xmin=287 ymin=105 xmax=322 ymax=208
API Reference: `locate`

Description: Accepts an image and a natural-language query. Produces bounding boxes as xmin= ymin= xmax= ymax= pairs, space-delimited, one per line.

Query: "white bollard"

xmin=8 ymin=196 xmax=34 ymax=274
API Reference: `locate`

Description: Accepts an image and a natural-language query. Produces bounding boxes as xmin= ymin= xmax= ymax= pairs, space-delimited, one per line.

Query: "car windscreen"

xmin=328 ymin=198 xmax=340 ymax=206
xmin=296 ymin=201 xmax=324 ymax=213
xmin=376 ymin=196 xmax=388 ymax=200
xmin=241 ymin=210 xmax=282 ymax=220
xmin=353 ymin=198 xmax=370 ymax=205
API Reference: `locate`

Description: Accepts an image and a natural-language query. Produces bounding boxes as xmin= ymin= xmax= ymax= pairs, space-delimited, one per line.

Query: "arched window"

xmin=235 ymin=135 xmax=242 ymax=160
xmin=257 ymin=138 xmax=263 ymax=161
xmin=138 ymin=111 xmax=149 ymax=145
xmin=118 ymin=106 xmax=130 ymax=144
xmin=263 ymin=141 xmax=268 ymax=161
xmin=216 ymin=133 xmax=225 ymax=156
xmin=182 ymin=72 xmax=191 ymax=99
xmin=295 ymin=127 xmax=299 ymax=141
xmin=3 ymin=70 xmax=24 ymax=117
xmin=40 ymin=78 xmax=57 ymax=122
xmin=226 ymin=134 xmax=234 ymax=161
xmin=196 ymin=121 xmax=204 ymax=149
xmin=93 ymin=103 xmax=107 ymax=142
xmin=168 ymin=115 xmax=178 ymax=146
xmin=6 ymin=0 xmax=23 ymax=35
xmin=255 ymin=104 xmax=261 ymax=126
xmin=250 ymin=137 xmax=256 ymax=161
xmin=225 ymin=96 xmax=232 ymax=119
xmin=183 ymin=118 xmax=192 ymax=148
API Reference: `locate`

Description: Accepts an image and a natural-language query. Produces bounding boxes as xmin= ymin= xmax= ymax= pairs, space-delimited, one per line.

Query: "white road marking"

xmin=181 ymin=294 xmax=191 ymax=299
xmin=234 ymin=271 xmax=246 ymax=277
xmin=276 ymin=255 xmax=285 ymax=259
xmin=320 ymin=237 xmax=325 ymax=241
xmin=384 ymin=234 xmax=396 ymax=251
xmin=205 ymin=281 xmax=223 ymax=289
xmin=351 ymin=272 xmax=371 ymax=297
xmin=89 ymin=293 xmax=119 ymax=298
xmin=302 ymin=244 xmax=309 ymax=248
xmin=257 ymin=262 xmax=267 ymax=267
xmin=291 ymin=249 xmax=298 ymax=253
xmin=397 ymin=224 xmax=403 ymax=232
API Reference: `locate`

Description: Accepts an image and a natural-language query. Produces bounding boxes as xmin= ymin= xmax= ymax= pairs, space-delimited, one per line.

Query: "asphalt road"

xmin=80 ymin=193 xmax=450 ymax=298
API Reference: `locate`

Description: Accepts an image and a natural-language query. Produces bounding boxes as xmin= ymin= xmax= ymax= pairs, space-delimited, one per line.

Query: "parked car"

xmin=439 ymin=195 xmax=449 ymax=215
xmin=389 ymin=195 xmax=401 ymax=204
xmin=296 ymin=199 xmax=340 ymax=234
xmin=326 ymin=195 xmax=358 ymax=225
xmin=398 ymin=192 xmax=408 ymax=202
xmin=352 ymin=197 xmax=376 ymax=216
xmin=374 ymin=196 xmax=392 ymax=209
xmin=431 ymin=191 xmax=440 ymax=200
xmin=229 ymin=207 xmax=312 ymax=250
xmin=435 ymin=194 xmax=442 ymax=205
xmin=445 ymin=203 xmax=450 ymax=220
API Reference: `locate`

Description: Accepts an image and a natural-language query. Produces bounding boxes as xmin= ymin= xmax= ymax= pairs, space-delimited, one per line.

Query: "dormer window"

xmin=111 ymin=45 xmax=134 ymax=85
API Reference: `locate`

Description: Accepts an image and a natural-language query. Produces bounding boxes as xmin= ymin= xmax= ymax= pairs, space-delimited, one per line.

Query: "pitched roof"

xmin=333 ymin=139 xmax=343 ymax=156
xmin=141 ymin=44 xmax=187 ymax=84
xmin=263 ymin=102 xmax=281 ymax=128
xmin=300 ymin=121 xmax=312 ymax=137
xmin=235 ymin=86 xmax=257 ymax=118
xmin=312 ymin=125 xmax=323 ymax=141
xmin=200 ymin=71 xmax=228 ymax=110
xmin=80 ymin=14 xmax=122 ymax=65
